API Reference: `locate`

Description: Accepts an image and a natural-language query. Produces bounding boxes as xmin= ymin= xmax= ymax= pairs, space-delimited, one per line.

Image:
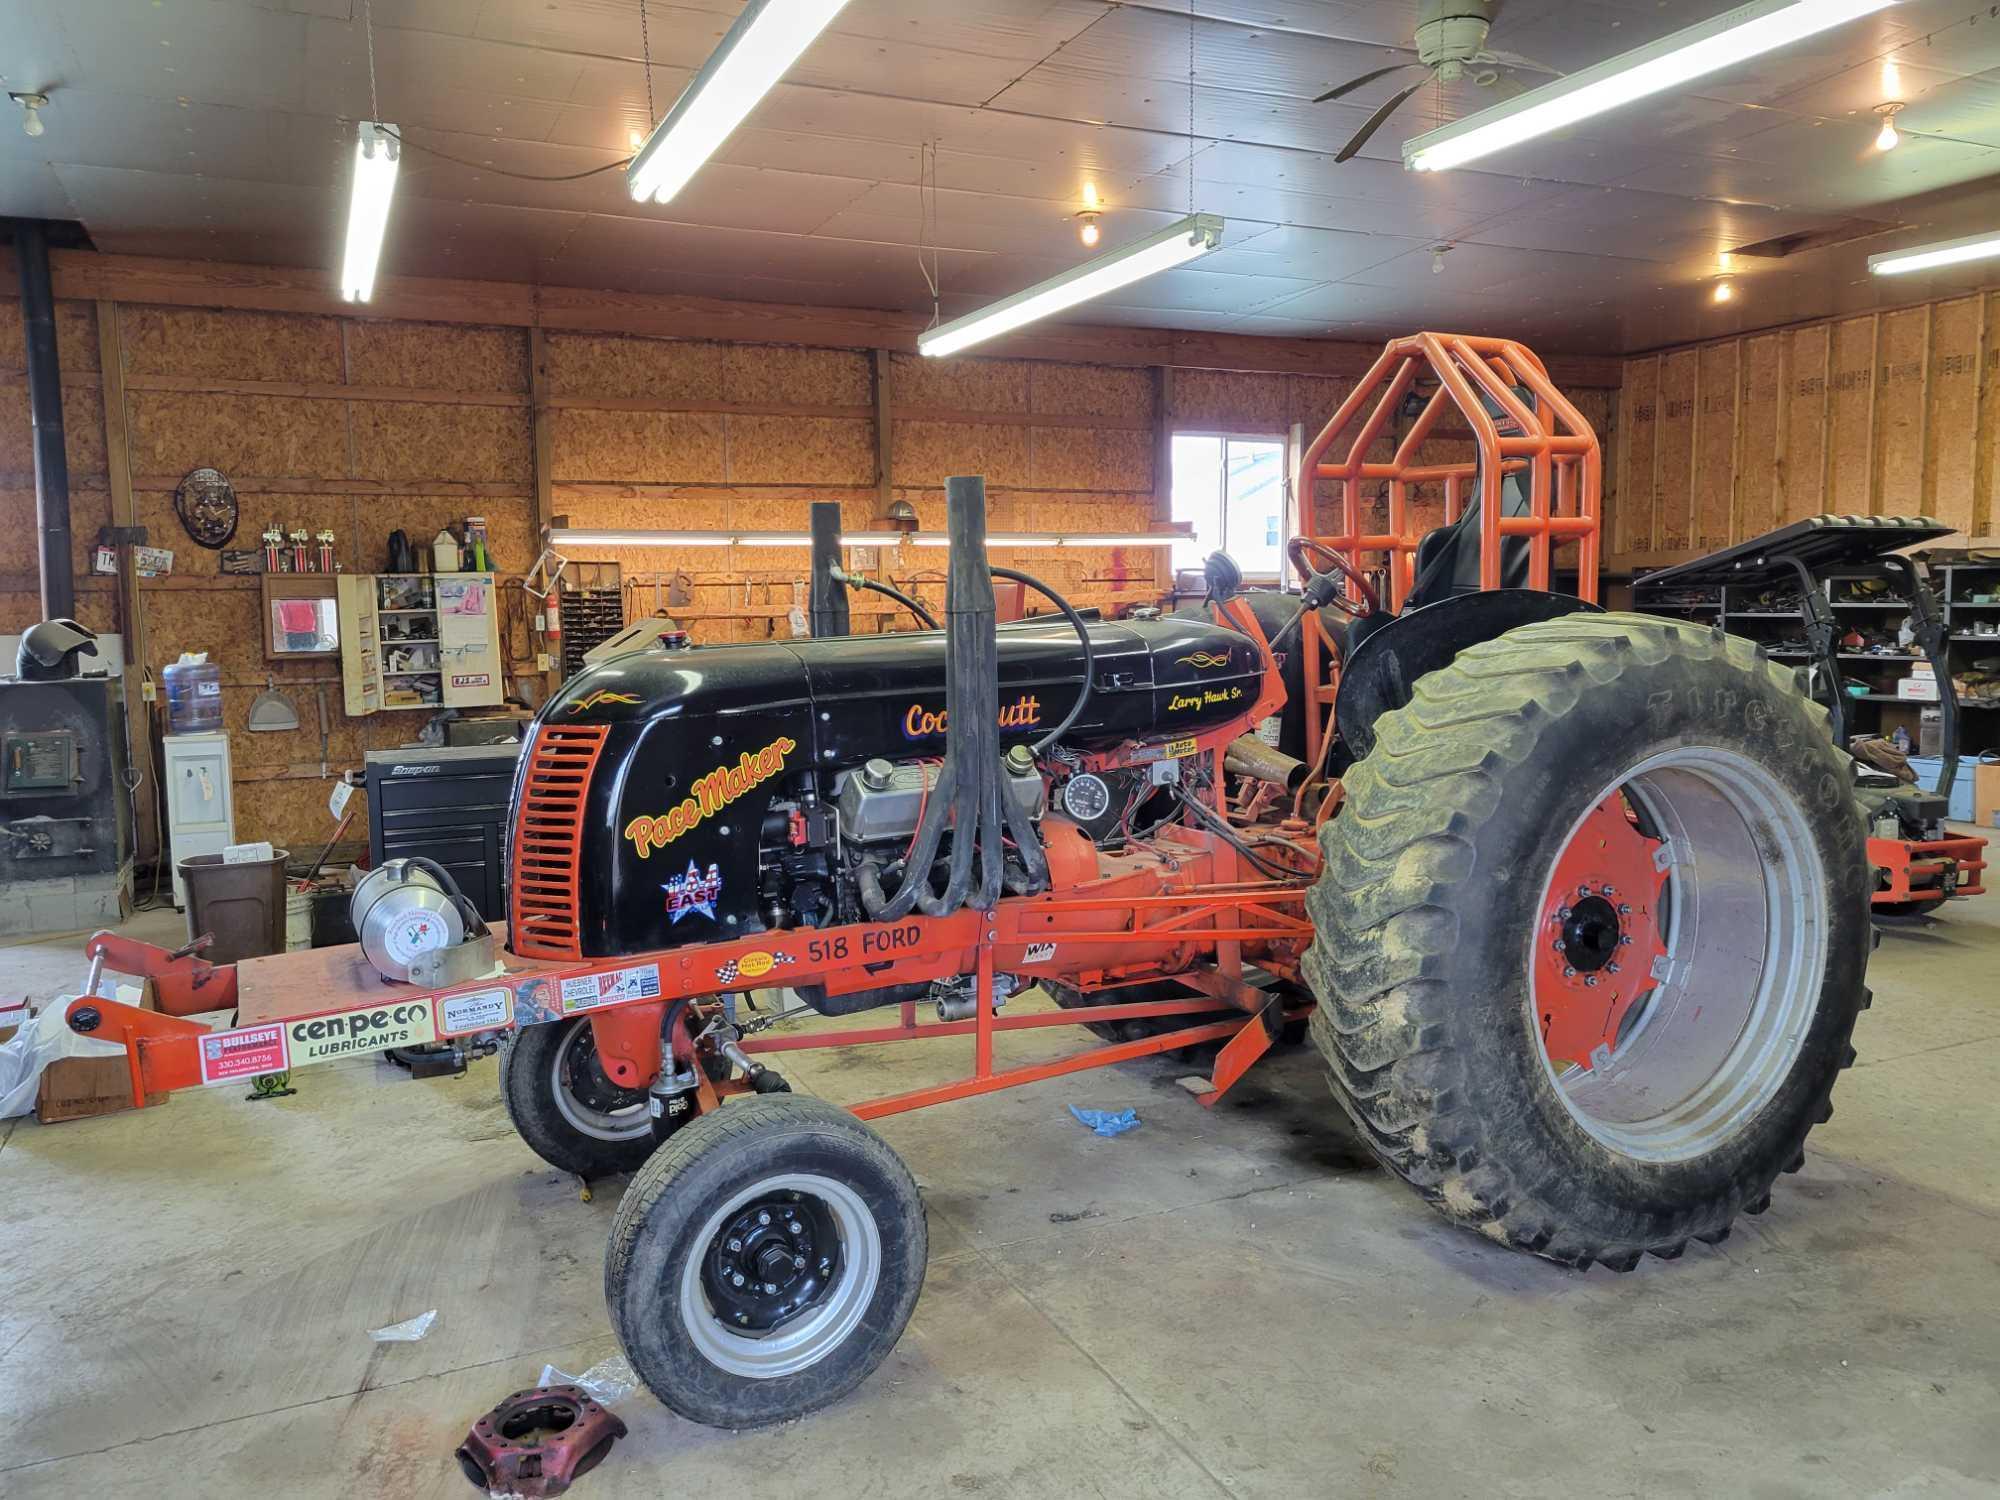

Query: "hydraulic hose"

xmin=831 ymin=565 xmax=939 ymax=630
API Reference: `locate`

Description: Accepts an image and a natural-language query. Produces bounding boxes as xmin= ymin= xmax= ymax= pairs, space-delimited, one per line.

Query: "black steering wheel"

xmin=1286 ymin=537 xmax=1380 ymax=621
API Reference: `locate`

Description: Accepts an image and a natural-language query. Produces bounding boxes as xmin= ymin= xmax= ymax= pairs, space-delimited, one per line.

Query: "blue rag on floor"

xmin=1068 ymin=1105 xmax=1140 ymax=1137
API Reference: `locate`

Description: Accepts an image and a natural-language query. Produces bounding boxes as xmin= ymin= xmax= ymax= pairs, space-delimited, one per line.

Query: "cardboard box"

xmin=34 ymin=982 xmax=165 ymax=1124
xmin=1976 ymin=759 xmax=2000 ymax=829
xmin=1897 ymin=677 xmax=1940 ymax=701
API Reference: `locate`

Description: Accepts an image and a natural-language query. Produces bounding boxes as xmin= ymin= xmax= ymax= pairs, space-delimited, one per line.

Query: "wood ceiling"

xmin=3 ymin=0 xmax=1998 ymax=355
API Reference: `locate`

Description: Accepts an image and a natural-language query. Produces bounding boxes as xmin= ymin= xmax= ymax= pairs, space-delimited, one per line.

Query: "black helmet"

xmin=15 ymin=619 xmax=98 ymax=681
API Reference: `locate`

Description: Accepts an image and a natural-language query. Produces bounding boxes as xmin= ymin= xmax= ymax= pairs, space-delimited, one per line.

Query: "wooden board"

xmin=1655 ymin=350 xmax=1698 ymax=552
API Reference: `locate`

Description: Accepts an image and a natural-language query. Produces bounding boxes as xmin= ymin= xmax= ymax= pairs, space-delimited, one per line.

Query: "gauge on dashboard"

xmin=1060 ymin=772 xmax=1112 ymax=821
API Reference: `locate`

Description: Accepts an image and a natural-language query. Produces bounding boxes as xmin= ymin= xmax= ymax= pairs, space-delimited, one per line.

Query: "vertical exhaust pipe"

xmin=15 ymin=220 xmax=72 ymax=621
xmin=807 ymin=499 xmax=849 ymax=637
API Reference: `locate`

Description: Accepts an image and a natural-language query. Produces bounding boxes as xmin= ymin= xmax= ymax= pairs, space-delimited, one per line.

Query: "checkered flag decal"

xmin=714 ymin=952 xmax=796 ymax=985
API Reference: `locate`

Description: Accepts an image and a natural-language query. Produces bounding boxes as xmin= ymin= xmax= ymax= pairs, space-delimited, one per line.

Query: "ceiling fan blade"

xmin=1479 ymin=47 xmax=1563 ymax=77
xmin=1313 ymin=61 xmax=1423 ymax=105
xmin=1334 ymin=77 xmax=1428 ymax=163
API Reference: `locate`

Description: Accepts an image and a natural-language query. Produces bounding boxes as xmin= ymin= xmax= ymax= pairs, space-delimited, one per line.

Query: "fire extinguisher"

xmin=543 ymin=590 xmax=561 ymax=643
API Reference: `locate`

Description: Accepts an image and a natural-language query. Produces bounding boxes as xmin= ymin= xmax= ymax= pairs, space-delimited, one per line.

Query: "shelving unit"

xmin=1936 ymin=562 xmax=2000 ymax=751
xmin=1635 ymin=568 xmax=1942 ymax=749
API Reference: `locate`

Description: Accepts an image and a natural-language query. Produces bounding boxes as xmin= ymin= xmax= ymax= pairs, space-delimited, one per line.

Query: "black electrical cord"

xmin=988 ymin=565 xmax=1094 ymax=755
xmin=1173 ymin=785 xmax=1297 ymax=881
xmin=383 ymin=127 xmax=633 ymax=183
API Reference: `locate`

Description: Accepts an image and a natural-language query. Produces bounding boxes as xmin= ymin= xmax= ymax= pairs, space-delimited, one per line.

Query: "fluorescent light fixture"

xmin=550 ymin=530 xmax=734 ymax=547
xmin=626 ymin=0 xmax=851 ymax=206
xmin=341 ymin=121 xmax=400 ymax=302
xmin=1869 ymin=230 xmax=2000 ymax=276
xmin=918 ymin=213 xmax=1225 ymax=358
xmin=910 ymin=533 xmax=1182 ymax=548
xmin=549 ymin=529 xmax=905 ymax=548
xmin=1403 ymin=0 xmax=1897 ymax=174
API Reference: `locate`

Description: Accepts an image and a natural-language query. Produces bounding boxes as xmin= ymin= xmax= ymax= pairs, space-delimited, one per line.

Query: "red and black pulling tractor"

xmin=62 ymin=334 xmax=1870 ymax=1427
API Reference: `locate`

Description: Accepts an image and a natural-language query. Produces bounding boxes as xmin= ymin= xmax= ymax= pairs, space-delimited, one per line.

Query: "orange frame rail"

xmin=1287 ymin=332 xmax=1602 ymax=767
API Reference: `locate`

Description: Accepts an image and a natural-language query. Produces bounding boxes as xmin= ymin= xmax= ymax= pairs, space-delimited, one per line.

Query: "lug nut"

xmin=1619 ymin=935 xmax=1632 ymax=946
xmin=1584 ymin=975 xmax=1599 ymax=988
xmin=1559 ymin=906 xmax=1573 ymax=921
xmin=1618 ymin=903 xmax=1631 ymax=915
xmin=1562 ymin=966 xmax=1575 ymax=978
xmin=795 ymin=1255 xmax=807 ymax=1269
xmin=758 ymin=1211 xmax=771 ymax=1226
xmin=728 ymin=1238 xmax=741 ymax=1251
xmin=1603 ymin=886 xmax=1616 ymax=897
xmin=1607 ymin=962 xmax=1621 ymax=974
xmin=732 ymin=1272 xmax=745 ymax=1287
xmin=787 ymin=1222 xmax=801 ymax=1235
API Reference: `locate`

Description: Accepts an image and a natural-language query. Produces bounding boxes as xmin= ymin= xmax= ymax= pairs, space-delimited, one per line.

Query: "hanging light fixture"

xmin=1874 ymin=101 xmax=1904 ymax=151
xmin=341 ymin=2 xmax=398 ymax=303
xmin=627 ymin=0 xmax=852 ymax=206
xmin=1869 ymin=230 xmax=2000 ymax=277
xmin=1404 ymin=0 xmax=1896 ymax=174
xmin=919 ymin=213 xmax=1225 ymax=358
xmin=342 ymin=121 xmax=400 ymax=302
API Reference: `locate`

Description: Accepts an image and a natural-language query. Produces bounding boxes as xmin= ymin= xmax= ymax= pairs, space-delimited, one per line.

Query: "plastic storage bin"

xmin=178 ymin=849 xmax=290 ymax=963
xmin=162 ymin=657 xmax=223 ymax=733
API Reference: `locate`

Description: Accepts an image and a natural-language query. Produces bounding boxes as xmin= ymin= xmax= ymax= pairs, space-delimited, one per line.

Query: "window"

xmin=1171 ymin=433 xmax=1288 ymax=577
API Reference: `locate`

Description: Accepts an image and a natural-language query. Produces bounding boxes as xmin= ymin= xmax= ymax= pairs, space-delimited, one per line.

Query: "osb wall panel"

xmin=552 ymin=409 xmax=726 ymax=483
xmin=0 ymin=484 xmax=110 ymax=579
xmin=546 ymin=333 xmax=721 ymax=401
xmin=1827 ymin=317 xmax=1876 ymax=515
xmin=1737 ymin=335 xmax=1783 ymax=543
xmin=891 ymin=420 xmax=1031 ymax=489
xmin=888 ymin=353 xmax=1030 ymax=412
xmin=727 ymin=415 xmax=873 ymax=485
xmin=1031 ymin=364 xmax=1151 ymax=421
xmin=351 ymin=401 xmax=533 ymax=484
xmin=129 ymin=389 xmax=348 ymax=477
xmin=1655 ymin=349 xmax=1698 ymax=552
xmin=1783 ymin=324 xmax=1831 ymax=523
xmin=0 ymin=383 xmax=106 ymax=479
xmin=1875 ymin=307 xmax=1929 ymax=514
xmin=1170 ymin=369 xmax=1287 ymax=431
xmin=345 ymin=320 xmax=528 ymax=392
xmin=1928 ymin=296 xmax=1982 ymax=535
xmin=123 ymin=306 xmax=341 ymax=383
xmin=724 ymin=344 xmax=869 ymax=406
xmin=0 ymin=300 xmax=99 ymax=376
xmin=1028 ymin=426 xmax=1150 ymax=492
xmin=1614 ymin=288 xmax=2000 ymax=568
xmin=1694 ymin=342 xmax=1738 ymax=553
xmin=1614 ymin=358 xmax=1659 ymax=556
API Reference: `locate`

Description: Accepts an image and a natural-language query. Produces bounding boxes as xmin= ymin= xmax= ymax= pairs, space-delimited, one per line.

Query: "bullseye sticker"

xmin=439 ymin=987 xmax=512 ymax=1037
xmin=198 ymin=1022 xmax=289 ymax=1085
xmin=559 ymin=962 xmax=662 ymax=1015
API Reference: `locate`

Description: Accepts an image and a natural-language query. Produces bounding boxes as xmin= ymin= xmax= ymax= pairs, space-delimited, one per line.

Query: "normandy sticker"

xmin=623 ymin=735 xmax=798 ymax=857
xmin=439 ymin=986 xmax=513 ymax=1037
xmin=665 ymin=860 xmax=722 ymax=924
xmin=288 ymin=1000 xmax=436 ymax=1065
xmin=198 ymin=1022 xmax=289 ymax=1085
xmin=560 ymin=962 xmax=663 ymax=1014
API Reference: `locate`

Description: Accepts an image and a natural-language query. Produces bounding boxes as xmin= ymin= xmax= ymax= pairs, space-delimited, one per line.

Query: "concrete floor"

xmin=4 ymin=877 xmax=2000 ymax=1500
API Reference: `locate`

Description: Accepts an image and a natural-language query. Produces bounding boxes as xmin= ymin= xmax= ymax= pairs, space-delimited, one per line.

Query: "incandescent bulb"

xmin=1713 ymin=280 xmax=1735 ymax=304
xmin=22 ymin=105 xmax=43 ymax=138
xmin=1078 ymin=213 xmax=1101 ymax=248
xmin=1875 ymin=117 xmax=1899 ymax=150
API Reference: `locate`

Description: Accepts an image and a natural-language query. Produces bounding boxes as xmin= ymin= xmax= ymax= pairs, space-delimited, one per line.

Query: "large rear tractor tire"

xmin=1303 ymin=613 xmax=1871 ymax=1270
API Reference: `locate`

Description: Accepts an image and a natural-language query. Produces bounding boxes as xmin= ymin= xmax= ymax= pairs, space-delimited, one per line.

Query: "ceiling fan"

xmin=1315 ymin=0 xmax=1559 ymax=163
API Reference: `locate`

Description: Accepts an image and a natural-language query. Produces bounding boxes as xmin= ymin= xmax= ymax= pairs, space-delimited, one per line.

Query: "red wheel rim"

xmin=1532 ymin=791 xmax=1669 ymax=1073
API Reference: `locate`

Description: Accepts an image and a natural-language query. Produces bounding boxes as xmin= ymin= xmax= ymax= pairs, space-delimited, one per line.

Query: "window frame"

xmin=1167 ymin=428 xmax=1294 ymax=584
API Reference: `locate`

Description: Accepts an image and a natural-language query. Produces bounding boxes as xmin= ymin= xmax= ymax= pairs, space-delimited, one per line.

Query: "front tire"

xmin=1303 ymin=614 xmax=1871 ymax=1269
xmin=606 ymin=1095 xmax=926 ymax=1427
xmin=499 ymin=1017 xmax=655 ymax=1178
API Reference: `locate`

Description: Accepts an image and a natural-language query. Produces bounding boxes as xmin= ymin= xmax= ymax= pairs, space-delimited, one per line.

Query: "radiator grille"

xmin=509 ymin=723 xmax=608 ymax=959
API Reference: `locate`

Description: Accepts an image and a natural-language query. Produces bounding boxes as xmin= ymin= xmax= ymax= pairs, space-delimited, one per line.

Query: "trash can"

xmin=179 ymin=850 xmax=291 ymax=963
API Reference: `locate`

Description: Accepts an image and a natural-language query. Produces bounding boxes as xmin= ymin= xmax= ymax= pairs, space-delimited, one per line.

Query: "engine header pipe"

xmin=14 ymin=219 xmax=73 ymax=620
xmin=807 ymin=499 xmax=850 ymax=637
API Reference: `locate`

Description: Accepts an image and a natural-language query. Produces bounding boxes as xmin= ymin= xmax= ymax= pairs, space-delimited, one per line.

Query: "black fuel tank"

xmin=521 ymin=616 xmax=1263 ymax=956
